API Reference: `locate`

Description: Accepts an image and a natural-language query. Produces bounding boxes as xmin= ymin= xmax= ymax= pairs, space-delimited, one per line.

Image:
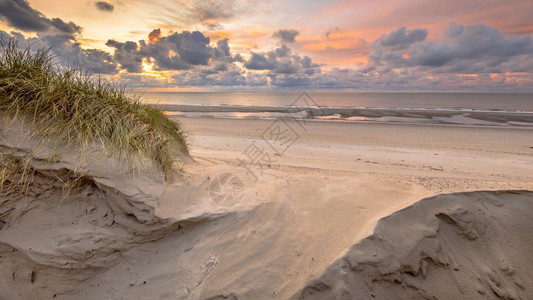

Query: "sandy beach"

xmin=174 ymin=117 xmax=533 ymax=298
xmin=1 ymin=116 xmax=533 ymax=299
xmin=2 ymin=1 xmax=533 ymax=298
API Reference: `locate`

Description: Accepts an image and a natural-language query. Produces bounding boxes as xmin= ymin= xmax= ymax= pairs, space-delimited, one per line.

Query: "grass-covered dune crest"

xmin=0 ymin=40 xmax=188 ymax=182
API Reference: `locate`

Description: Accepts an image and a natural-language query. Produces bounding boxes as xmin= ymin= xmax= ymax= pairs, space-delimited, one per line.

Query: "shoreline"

xmin=173 ymin=114 xmax=533 ymax=129
xmin=156 ymin=103 xmax=533 ymax=113
xmin=171 ymin=116 xmax=533 ymax=298
xmin=157 ymin=104 xmax=533 ymax=127
xmin=2 ymin=116 xmax=533 ymax=299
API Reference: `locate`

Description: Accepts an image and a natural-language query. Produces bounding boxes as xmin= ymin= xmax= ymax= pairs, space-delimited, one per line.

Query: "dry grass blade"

xmin=0 ymin=39 xmax=189 ymax=184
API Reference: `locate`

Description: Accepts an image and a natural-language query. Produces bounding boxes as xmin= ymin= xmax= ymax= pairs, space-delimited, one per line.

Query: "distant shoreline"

xmin=157 ymin=104 xmax=533 ymax=127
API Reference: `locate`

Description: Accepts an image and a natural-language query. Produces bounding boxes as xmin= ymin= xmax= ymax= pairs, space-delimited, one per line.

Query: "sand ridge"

xmin=1 ymin=116 xmax=532 ymax=299
xmin=294 ymin=190 xmax=533 ymax=299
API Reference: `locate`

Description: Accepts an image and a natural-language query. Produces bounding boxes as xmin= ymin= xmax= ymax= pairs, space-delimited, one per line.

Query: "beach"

xmin=175 ymin=117 xmax=533 ymax=299
xmin=2 ymin=1 xmax=533 ymax=297
xmin=108 ymin=116 xmax=533 ymax=298
xmin=1 ymin=114 xmax=533 ymax=299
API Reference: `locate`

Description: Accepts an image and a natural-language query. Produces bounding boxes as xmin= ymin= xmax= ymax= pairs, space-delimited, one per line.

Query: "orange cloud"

xmin=148 ymin=28 xmax=162 ymax=43
xmin=206 ymin=31 xmax=232 ymax=42
xmin=141 ymin=58 xmax=166 ymax=80
xmin=456 ymin=74 xmax=478 ymax=78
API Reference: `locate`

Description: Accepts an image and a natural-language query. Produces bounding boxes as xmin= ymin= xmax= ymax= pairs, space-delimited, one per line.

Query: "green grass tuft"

xmin=0 ymin=39 xmax=189 ymax=182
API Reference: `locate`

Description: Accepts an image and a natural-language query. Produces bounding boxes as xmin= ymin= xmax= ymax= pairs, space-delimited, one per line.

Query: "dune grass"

xmin=0 ymin=40 xmax=188 ymax=183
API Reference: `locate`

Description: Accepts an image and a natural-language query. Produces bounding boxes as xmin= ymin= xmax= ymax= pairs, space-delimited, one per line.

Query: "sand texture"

xmin=294 ymin=190 xmax=533 ymax=300
xmin=1 ymin=116 xmax=533 ymax=299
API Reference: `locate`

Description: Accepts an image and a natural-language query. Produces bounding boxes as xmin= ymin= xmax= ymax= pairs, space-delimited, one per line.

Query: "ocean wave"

xmin=154 ymin=103 xmax=533 ymax=114
xmin=157 ymin=104 xmax=533 ymax=127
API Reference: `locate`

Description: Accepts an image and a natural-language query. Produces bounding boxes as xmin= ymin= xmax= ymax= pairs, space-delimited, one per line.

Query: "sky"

xmin=1 ymin=0 xmax=533 ymax=91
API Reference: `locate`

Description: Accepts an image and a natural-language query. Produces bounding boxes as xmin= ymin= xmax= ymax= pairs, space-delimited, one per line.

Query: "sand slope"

xmin=294 ymin=190 xmax=533 ymax=300
xmin=0 ymin=118 xmax=226 ymax=298
xmin=1 ymin=117 xmax=533 ymax=299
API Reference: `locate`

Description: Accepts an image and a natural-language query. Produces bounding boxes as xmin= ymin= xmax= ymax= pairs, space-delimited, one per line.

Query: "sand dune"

xmin=295 ymin=190 xmax=533 ymax=299
xmin=0 ymin=118 xmax=242 ymax=298
xmin=0 ymin=118 xmax=187 ymax=298
xmin=1 ymin=116 xmax=533 ymax=299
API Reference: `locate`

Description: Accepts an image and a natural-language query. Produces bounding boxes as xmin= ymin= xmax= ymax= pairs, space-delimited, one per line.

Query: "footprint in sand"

xmin=196 ymin=254 xmax=219 ymax=287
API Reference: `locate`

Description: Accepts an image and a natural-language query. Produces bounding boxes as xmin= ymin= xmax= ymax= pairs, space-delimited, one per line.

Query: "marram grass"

xmin=0 ymin=40 xmax=189 ymax=183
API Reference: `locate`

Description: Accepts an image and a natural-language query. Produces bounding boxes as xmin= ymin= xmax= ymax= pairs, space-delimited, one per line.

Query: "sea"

xmin=140 ymin=92 xmax=533 ymax=126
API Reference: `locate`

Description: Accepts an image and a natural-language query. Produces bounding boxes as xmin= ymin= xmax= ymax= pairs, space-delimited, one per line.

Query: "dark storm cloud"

xmin=165 ymin=31 xmax=212 ymax=65
xmin=75 ymin=48 xmax=117 ymax=74
xmin=1 ymin=30 xmax=117 ymax=74
xmin=0 ymin=1 xmax=115 ymax=74
xmin=0 ymin=0 xmax=49 ymax=31
xmin=162 ymin=41 xmax=321 ymax=88
xmin=368 ymin=23 xmax=533 ymax=74
xmin=269 ymin=74 xmax=310 ymax=87
xmin=172 ymin=67 xmax=249 ymax=87
xmin=442 ymin=23 xmax=532 ymax=60
xmin=214 ymin=38 xmax=231 ymax=59
xmin=5 ymin=0 xmax=531 ymax=91
xmin=274 ymin=44 xmax=291 ymax=57
xmin=105 ymin=39 xmax=142 ymax=73
xmin=377 ymin=26 xmax=427 ymax=50
xmin=117 ymin=73 xmax=169 ymax=88
xmin=0 ymin=0 xmax=82 ymax=34
xmin=272 ymin=29 xmax=299 ymax=43
xmin=107 ymin=30 xmax=241 ymax=73
xmin=244 ymin=52 xmax=272 ymax=70
xmin=96 ymin=1 xmax=114 ymax=12
xmin=104 ymin=23 xmax=533 ymax=90
xmin=244 ymin=45 xmax=319 ymax=75
xmin=33 ymin=33 xmax=117 ymax=74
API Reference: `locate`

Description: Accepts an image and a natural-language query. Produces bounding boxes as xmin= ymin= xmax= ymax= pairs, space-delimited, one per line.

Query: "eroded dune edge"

xmin=0 ymin=118 xmax=216 ymax=298
xmin=294 ymin=190 xmax=533 ymax=300
xmin=1 ymin=118 xmax=532 ymax=299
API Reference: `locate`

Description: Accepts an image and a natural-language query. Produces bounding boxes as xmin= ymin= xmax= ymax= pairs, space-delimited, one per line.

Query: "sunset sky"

xmin=1 ymin=0 xmax=533 ymax=91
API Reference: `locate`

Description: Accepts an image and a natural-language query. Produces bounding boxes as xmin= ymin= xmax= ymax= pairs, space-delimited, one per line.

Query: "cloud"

xmin=105 ymin=39 xmax=142 ymax=73
xmin=193 ymin=0 xmax=234 ymax=21
xmin=213 ymin=38 xmax=231 ymax=59
xmin=0 ymin=1 xmax=115 ymax=74
xmin=269 ymin=74 xmax=310 ymax=87
xmin=95 ymin=1 xmax=114 ymax=12
xmin=325 ymin=27 xmax=341 ymax=39
xmin=49 ymin=18 xmax=82 ymax=34
xmin=244 ymin=45 xmax=319 ymax=75
xmin=172 ymin=67 xmax=249 ymax=87
xmin=1 ymin=30 xmax=118 ymax=74
xmin=148 ymin=28 xmax=161 ymax=43
xmin=244 ymin=53 xmax=272 ymax=70
xmin=272 ymin=29 xmax=299 ymax=43
xmin=4 ymin=1 xmax=532 ymax=91
xmin=124 ymin=0 xmax=253 ymax=31
xmin=165 ymin=31 xmax=213 ymax=65
xmin=367 ymin=23 xmax=533 ymax=74
xmin=239 ymin=44 xmax=324 ymax=88
xmin=0 ymin=0 xmax=82 ymax=34
xmin=376 ymin=26 xmax=427 ymax=50
xmin=116 ymin=73 xmax=170 ymax=88
xmin=106 ymin=30 xmax=242 ymax=73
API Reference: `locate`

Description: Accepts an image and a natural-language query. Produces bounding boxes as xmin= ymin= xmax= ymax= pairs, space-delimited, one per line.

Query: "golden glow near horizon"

xmin=1 ymin=0 xmax=532 ymax=91
xmin=141 ymin=59 xmax=166 ymax=80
